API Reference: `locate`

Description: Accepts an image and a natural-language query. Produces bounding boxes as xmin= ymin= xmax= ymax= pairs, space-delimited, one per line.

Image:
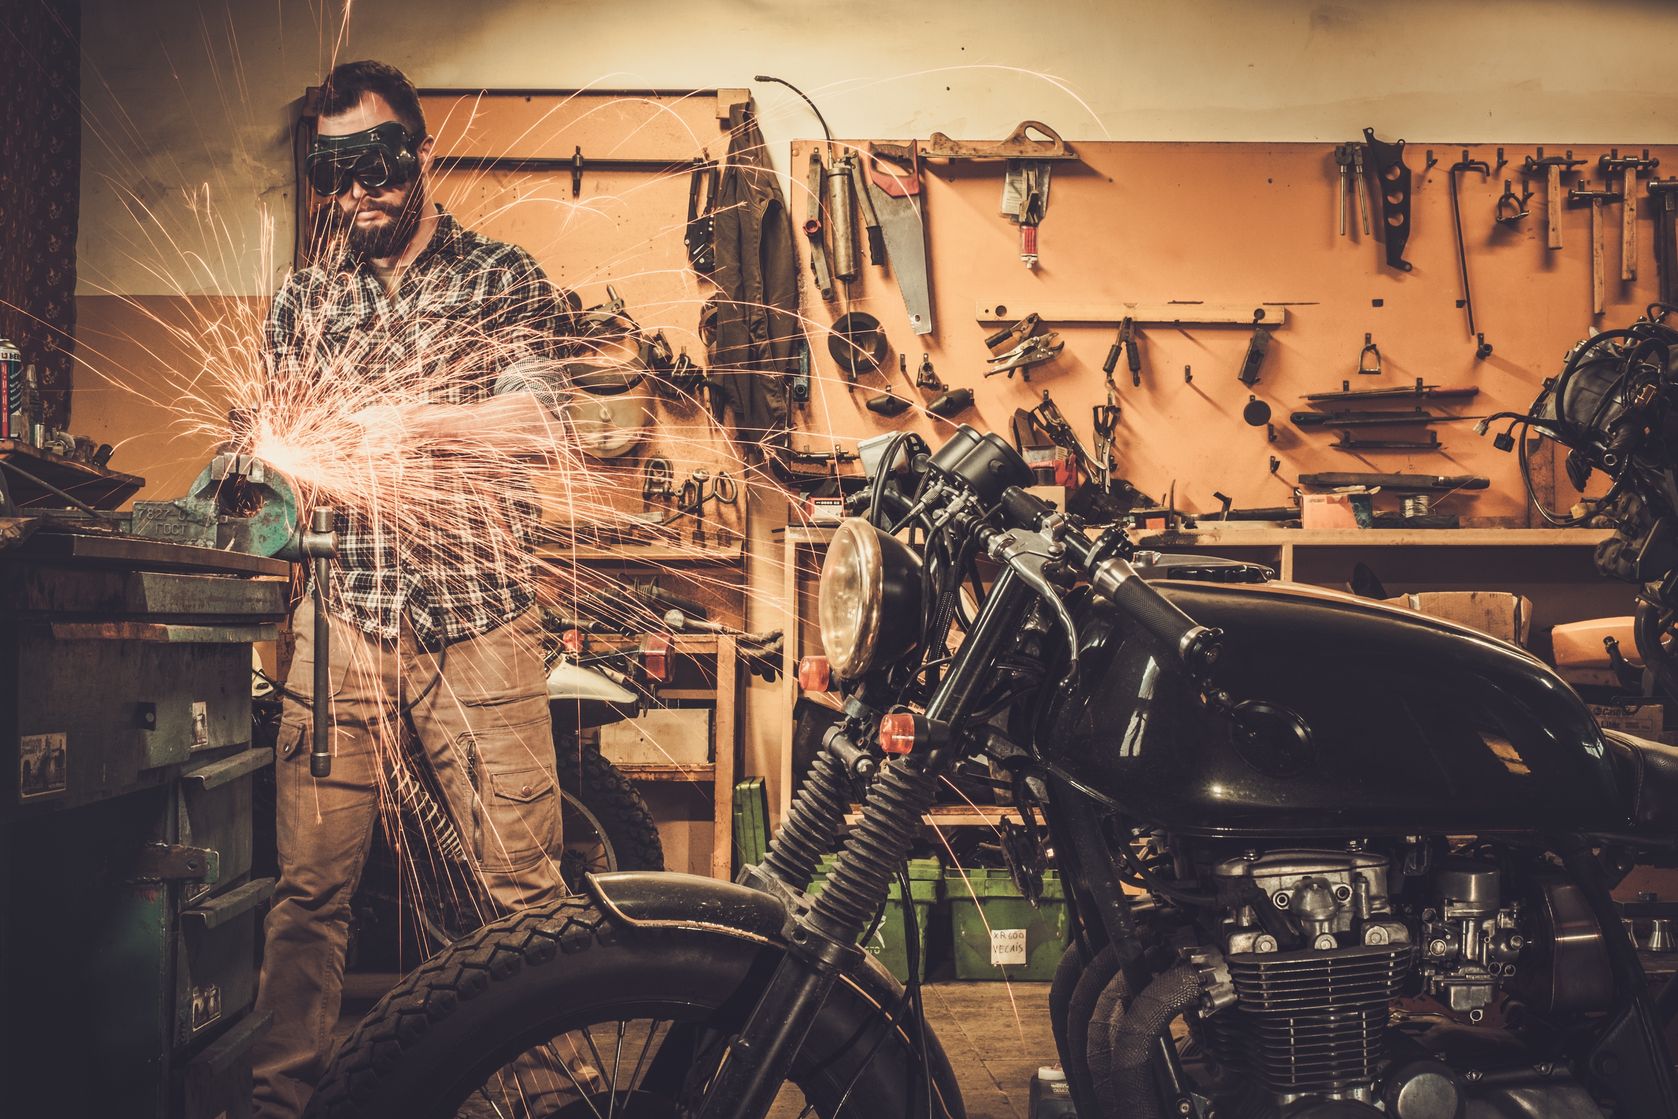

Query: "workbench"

xmin=0 ymin=520 xmax=289 ymax=1119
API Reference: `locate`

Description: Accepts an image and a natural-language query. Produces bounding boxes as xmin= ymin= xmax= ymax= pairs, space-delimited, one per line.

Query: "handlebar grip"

xmin=1094 ymin=557 xmax=1222 ymax=677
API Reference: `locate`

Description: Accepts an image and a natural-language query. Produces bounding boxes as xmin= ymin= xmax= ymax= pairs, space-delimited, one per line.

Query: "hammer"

xmin=1568 ymin=181 xmax=1624 ymax=316
xmin=1600 ymin=149 xmax=1659 ymax=280
xmin=1523 ymin=148 xmax=1588 ymax=250
xmin=1650 ymin=178 xmax=1678 ymax=305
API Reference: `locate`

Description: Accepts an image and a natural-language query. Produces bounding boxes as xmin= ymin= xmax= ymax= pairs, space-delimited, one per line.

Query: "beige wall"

xmin=79 ymin=0 xmax=1678 ymax=298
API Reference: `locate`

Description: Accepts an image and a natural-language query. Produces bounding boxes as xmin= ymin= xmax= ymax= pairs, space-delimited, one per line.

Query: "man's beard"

xmin=344 ymin=181 xmax=425 ymax=259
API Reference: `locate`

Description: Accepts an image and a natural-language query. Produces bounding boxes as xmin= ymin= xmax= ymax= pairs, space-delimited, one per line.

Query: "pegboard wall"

xmin=420 ymin=88 xmax=748 ymax=544
xmin=790 ymin=137 xmax=1678 ymax=524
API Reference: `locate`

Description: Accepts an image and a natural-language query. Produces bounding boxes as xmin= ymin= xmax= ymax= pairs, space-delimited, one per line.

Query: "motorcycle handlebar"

xmin=991 ymin=486 xmax=1221 ymax=678
xmin=1091 ymin=554 xmax=1222 ymax=678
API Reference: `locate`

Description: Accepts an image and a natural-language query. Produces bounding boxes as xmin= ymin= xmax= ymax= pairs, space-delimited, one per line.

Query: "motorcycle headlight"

xmin=818 ymin=518 xmax=922 ymax=679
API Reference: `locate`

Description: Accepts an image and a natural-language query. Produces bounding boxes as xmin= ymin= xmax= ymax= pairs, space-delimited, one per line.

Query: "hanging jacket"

xmin=707 ymin=102 xmax=801 ymax=462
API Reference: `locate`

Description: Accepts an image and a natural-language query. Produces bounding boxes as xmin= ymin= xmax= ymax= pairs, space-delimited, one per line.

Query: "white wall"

xmin=80 ymin=0 xmax=1678 ymax=297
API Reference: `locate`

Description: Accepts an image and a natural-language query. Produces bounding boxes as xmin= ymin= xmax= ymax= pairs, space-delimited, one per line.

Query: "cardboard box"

xmin=598 ymin=707 xmax=712 ymax=766
xmin=1382 ymin=591 xmax=1532 ymax=646
xmin=1301 ymin=492 xmax=1371 ymax=529
xmin=1590 ymin=702 xmax=1666 ymax=742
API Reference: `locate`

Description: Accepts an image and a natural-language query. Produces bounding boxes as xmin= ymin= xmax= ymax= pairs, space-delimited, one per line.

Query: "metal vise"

xmin=130 ymin=453 xmax=301 ymax=558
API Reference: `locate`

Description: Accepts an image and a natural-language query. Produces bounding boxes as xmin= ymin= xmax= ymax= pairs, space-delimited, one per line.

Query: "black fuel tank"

xmin=1042 ymin=581 xmax=1627 ymax=838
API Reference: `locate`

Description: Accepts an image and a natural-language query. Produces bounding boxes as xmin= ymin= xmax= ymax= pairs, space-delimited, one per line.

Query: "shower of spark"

xmin=63 ymin=9 xmax=1114 ymax=1099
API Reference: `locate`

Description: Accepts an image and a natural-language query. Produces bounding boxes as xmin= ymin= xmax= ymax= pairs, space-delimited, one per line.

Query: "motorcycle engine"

xmin=1194 ymin=849 xmax=1596 ymax=1116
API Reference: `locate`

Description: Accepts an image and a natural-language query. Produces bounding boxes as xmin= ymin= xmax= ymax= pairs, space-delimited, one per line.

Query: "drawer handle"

xmin=182 ymin=878 xmax=276 ymax=930
xmin=184 ymin=747 xmax=273 ymax=790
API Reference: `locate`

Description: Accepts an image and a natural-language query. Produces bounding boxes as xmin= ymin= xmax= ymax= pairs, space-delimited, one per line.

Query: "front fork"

xmin=699 ymin=570 xmax=1034 ymax=1119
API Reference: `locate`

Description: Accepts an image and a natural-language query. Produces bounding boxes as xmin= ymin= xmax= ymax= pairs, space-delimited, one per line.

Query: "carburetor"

xmin=1417 ymin=861 xmax=1525 ymax=1020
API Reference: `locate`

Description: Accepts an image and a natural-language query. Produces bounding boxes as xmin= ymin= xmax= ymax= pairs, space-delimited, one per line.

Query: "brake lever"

xmin=986 ymin=528 xmax=1081 ymax=685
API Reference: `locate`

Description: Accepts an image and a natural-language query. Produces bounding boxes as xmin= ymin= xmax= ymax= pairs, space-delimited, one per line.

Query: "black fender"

xmin=586 ymin=870 xmax=968 ymax=1117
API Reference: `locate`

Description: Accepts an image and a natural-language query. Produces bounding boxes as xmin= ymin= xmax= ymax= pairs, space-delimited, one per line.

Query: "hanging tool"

xmin=1363 ymin=128 xmax=1414 ymax=271
xmin=1091 ymin=394 xmax=1119 ymax=492
xmin=1600 ymin=149 xmax=1659 ymax=280
xmin=1334 ymin=433 xmax=1443 ymax=453
xmin=1335 ymin=144 xmax=1352 ymax=236
xmin=865 ymin=393 xmax=911 ymax=417
xmin=985 ymin=313 xmax=1065 ymax=379
xmin=684 ymin=161 xmax=720 ymax=274
xmin=926 ymin=388 xmax=973 ymax=418
xmin=1305 ymin=379 xmax=1478 ymax=404
xmin=1242 ymin=395 xmax=1272 ymax=427
xmin=1649 ymin=178 xmax=1678 ymax=305
xmin=1447 ymin=150 xmax=1493 ymax=359
xmin=827 ymin=312 xmax=887 ymax=380
xmin=915 ymin=353 xmax=944 ymax=391
xmin=1567 ymin=181 xmax=1623 ymax=317
xmin=1293 ymin=408 xmax=1485 ymax=430
xmin=826 ymin=153 xmax=862 ymax=283
xmin=1299 ymin=471 xmax=1489 ymax=492
xmin=923 ymin=119 xmax=1079 ymax=163
xmin=1334 ymin=142 xmax=1371 ymax=237
xmin=1005 ymin=161 xmax=1049 ymax=268
xmin=1494 ymin=179 xmax=1535 ymax=226
xmin=1104 ymin=317 xmax=1143 ymax=387
xmin=1237 ymin=310 xmax=1271 ymax=387
xmin=848 ymin=154 xmax=885 ymax=266
xmin=1358 ymin=332 xmax=1382 ymax=376
xmin=1521 ymin=148 xmax=1587 ymax=250
xmin=803 ymin=150 xmax=834 ymax=300
xmin=867 ymin=141 xmax=934 ymax=334
xmin=985 ymin=331 xmax=1063 ymax=379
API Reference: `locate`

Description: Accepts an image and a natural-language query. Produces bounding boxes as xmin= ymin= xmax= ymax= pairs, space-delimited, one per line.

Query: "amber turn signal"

xmin=797 ymin=656 xmax=832 ymax=693
xmin=878 ymin=712 xmax=917 ymax=755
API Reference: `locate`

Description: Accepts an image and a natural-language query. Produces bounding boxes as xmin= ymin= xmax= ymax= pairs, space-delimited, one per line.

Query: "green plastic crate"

xmin=946 ymin=868 xmax=1068 ymax=981
xmin=810 ymin=856 xmax=941 ymax=982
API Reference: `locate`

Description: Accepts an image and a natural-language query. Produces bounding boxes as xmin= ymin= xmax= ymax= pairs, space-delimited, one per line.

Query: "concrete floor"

xmin=340 ymin=976 xmax=1059 ymax=1116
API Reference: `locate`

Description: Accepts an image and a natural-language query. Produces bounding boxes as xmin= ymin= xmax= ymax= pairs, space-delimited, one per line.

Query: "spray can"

xmin=1029 ymin=1066 xmax=1076 ymax=1118
xmin=0 ymin=339 xmax=19 ymax=441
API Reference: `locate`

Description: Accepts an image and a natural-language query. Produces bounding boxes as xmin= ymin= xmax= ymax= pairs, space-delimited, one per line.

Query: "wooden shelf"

xmin=1138 ymin=527 xmax=1613 ymax=549
xmin=536 ymin=543 xmax=744 ymax=563
xmin=843 ymin=804 xmax=1025 ymax=828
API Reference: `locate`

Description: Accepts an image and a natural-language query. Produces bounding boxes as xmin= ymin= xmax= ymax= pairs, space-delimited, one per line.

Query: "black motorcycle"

xmin=305 ymin=395 xmax=1678 ymax=1116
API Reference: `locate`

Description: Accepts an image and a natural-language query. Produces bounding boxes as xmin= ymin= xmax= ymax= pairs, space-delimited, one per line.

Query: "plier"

xmin=985 ymin=331 xmax=1064 ymax=380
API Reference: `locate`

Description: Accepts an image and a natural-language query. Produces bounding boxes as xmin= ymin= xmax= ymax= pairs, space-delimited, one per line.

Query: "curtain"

xmin=0 ymin=0 xmax=79 ymax=427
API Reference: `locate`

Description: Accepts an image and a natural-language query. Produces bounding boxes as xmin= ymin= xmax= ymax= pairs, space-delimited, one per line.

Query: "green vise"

xmin=131 ymin=454 xmax=300 ymax=558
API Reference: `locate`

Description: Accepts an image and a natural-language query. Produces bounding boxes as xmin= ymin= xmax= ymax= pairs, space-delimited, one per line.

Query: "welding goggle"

xmin=305 ymin=122 xmax=422 ymax=196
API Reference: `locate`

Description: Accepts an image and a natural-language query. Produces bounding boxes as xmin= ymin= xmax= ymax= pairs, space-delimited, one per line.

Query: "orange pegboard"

xmin=791 ymin=139 xmax=1677 ymax=524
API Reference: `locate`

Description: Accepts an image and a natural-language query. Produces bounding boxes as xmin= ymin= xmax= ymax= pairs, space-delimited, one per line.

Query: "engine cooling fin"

xmin=1208 ymin=943 xmax=1413 ymax=1097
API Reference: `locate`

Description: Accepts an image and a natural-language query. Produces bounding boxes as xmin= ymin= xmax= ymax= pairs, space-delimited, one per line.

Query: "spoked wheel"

xmin=304 ymin=897 xmax=962 ymax=1119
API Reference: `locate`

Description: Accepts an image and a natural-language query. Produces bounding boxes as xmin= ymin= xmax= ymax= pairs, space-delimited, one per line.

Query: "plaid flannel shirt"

xmin=265 ymin=210 xmax=569 ymax=645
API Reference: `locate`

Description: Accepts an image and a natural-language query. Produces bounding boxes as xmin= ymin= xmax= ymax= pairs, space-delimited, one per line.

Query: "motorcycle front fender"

xmin=585 ymin=871 xmax=786 ymax=943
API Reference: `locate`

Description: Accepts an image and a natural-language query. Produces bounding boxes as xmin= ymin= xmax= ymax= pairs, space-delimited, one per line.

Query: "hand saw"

xmin=866 ymin=141 xmax=934 ymax=335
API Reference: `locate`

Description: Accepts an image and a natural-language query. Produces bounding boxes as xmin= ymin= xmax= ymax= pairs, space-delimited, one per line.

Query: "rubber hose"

xmin=1065 ymin=944 xmax=1121 ymax=1117
xmin=760 ymin=751 xmax=851 ymax=890
xmin=1086 ymin=966 xmax=1135 ymax=1117
xmin=1097 ymin=963 xmax=1202 ymax=1119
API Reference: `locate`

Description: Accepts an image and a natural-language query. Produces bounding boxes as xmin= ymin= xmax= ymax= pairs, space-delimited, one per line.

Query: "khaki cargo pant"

xmin=252 ymin=598 xmax=566 ymax=1118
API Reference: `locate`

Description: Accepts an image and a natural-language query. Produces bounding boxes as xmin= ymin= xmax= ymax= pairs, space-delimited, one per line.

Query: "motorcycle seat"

xmin=1603 ymin=729 xmax=1678 ymax=834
